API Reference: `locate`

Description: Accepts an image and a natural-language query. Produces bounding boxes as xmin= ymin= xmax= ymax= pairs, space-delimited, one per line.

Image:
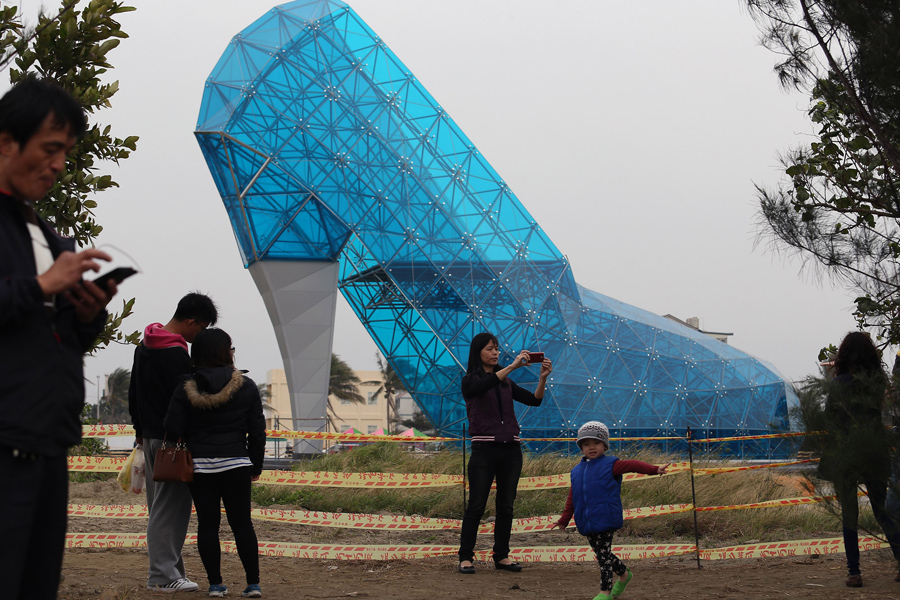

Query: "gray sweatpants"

xmin=144 ymin=438 xmax=194 ymax=586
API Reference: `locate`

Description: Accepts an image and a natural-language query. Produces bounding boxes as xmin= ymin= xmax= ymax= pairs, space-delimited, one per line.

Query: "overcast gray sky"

xmin=24 ymin=0 xmax=860 ymax=401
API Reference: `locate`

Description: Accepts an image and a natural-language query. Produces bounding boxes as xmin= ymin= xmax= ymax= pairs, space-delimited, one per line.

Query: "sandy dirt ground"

xmin=61 ymin=479 xmax=900 ymax=600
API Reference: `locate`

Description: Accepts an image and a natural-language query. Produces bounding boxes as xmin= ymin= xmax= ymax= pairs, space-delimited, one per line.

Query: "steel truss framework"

xmin=196 ymin=0 xmax=796 ymax=457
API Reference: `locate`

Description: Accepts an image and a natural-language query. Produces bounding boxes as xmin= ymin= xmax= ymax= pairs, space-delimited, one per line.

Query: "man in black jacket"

xmin=0 ymin=78 xmax=119 ymax=599
xmin=129 ymin=293 xmax=217 ymax=593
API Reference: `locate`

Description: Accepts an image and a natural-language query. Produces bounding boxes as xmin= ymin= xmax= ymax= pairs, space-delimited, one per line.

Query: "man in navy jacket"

xmin=0 ymin=78 xmax=119 ymax=599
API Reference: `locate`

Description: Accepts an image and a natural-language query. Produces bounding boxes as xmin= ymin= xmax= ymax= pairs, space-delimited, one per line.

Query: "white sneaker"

xmin=148 ymin=578 xmax=200 ymax=593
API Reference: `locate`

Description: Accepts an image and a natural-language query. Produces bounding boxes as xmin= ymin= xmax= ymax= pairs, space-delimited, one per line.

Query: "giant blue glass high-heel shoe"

xmin=196 ymin=0 xmax=795 ymax=456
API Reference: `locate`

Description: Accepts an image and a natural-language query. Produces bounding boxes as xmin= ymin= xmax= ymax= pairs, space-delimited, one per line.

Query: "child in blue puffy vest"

xmin=552 ymin=421 xmax=668 ymax=599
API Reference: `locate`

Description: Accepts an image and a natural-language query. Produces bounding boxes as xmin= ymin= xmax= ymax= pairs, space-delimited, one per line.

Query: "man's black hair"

xmin=173 ymin=292 xmax=218 ymax=326
xmin=0 ymin=77 xmax=87 ymax=146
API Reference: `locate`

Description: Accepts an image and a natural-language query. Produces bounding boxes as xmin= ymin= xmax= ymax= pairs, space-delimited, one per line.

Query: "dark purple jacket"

xmin=461 ymin=370 xmax=542 ymax=442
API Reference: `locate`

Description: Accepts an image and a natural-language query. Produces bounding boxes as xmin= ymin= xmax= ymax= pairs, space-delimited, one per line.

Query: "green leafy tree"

xmin=2 ymin=0 xmax=140 ymax=350
xmin=747 ymin=1 xmax=900 ymax=346
xmin=327 ymin=353 xmax=364 ymax=430
xmin=367 ymin=353 xmax=406 ymax=434
xmin=398 ymin=409 xmax=434 ymax=434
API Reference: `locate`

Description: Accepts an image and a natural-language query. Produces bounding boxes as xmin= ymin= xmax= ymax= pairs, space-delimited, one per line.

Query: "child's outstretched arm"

xmin=550 ymin=487 xmax=574 ymax=530
xmin=613 ymin=459 xmax=669 ymax=476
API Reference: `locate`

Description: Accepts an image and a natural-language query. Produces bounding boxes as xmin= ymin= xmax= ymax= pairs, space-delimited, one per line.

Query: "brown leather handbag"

xmin=152 ymin=438 xmax=194 ymax=483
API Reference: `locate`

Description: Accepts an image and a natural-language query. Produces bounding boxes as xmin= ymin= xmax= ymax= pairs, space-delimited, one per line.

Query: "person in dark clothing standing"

xmin=817 ymin=331 xmax=900 ymax=588
xmin=457 ymin=332 xmax=552 ymax=574
xmin=0 ymin=78 xmax=119 ymax=600
xmin=129 ymin=293 xmax=217 ymax=593
xmin=165 ymin=328 xmax=266 ymax=598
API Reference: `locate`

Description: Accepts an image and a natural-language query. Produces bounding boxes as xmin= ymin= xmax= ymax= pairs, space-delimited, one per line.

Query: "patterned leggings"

xmin=586 ymin=531 xmax=627 ymax=591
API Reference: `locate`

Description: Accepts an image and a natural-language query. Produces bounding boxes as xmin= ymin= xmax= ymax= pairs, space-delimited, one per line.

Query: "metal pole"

xmin=687 ymin=426 xmax=702 ymax=570
xmin=96 ymin=375 xmax=100 ymax=420
xmin=462 ymin=423 xmax=467 ymax=513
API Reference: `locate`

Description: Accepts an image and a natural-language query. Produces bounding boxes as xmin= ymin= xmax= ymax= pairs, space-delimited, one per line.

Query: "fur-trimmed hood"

xmin=184 ymin=368 xmax=244 ymax=410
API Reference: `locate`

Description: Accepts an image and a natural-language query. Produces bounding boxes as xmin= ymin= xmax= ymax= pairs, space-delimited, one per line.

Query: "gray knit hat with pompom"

xmin=576 ymin=421 xmax=609 ymax=450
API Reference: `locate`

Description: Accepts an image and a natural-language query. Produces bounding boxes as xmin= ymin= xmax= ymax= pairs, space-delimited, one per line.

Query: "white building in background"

xmin=263 ymin=368 xmax=415 ymax=454
xmin=663 ymin=315 xmax=732 ymax=344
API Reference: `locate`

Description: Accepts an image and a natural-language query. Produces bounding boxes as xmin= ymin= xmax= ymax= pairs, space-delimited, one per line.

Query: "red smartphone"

xmin=528 ymin=352 xmax=544 ymax=364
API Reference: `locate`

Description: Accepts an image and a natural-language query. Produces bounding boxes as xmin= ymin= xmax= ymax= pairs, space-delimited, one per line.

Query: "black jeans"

xmin=835 ymin=477 xmax=900 ymax=576
xmin=0 ymin=451 xmax=68 ymax=600
xmin=188 ymin=467 xmax=259 ymax=585
xmin=458 ymin=442 xmax=523 ymax=562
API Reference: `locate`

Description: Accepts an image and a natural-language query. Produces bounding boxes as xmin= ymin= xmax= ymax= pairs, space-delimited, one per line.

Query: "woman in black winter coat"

xmin=818 ymin=331 xmax=900 ymax=588
xmin=164 ymin=328 xmax=266 ymax=598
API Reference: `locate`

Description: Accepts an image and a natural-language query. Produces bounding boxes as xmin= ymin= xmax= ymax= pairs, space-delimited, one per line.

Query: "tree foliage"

xmin=326 ymin=353 xmax=364 ymax=430
xmin=747 ymin=1 xmax=900 ymax=345
xmin=368 ymin=353 xmax=406 ymax=434
xmin=98 ymin=366 xmax=130 ymax=422
xmin=398 ymin=409 xmax=434 ymax=434
xmin=1 ymin=0 xmax=140 ymax=350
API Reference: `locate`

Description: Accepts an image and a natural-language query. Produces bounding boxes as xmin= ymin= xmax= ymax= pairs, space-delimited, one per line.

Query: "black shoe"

xmin=458 ymin=562 xmax=475 ymax=574
xmin=494 ymin=561 xmax=522 ymax=572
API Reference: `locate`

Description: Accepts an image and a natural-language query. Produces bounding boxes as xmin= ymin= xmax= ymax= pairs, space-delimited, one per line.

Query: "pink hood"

xmin=142 ymin=322 xmax=188 ymax=352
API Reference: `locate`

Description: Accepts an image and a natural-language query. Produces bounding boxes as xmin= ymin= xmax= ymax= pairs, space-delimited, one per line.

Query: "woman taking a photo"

xmin=457 ymin=332 xmax=552 ymax=574
xmin=164 ymin=328 xmax=266 ymax=598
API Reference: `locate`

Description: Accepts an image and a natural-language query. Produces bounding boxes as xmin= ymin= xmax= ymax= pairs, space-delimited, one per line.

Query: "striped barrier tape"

xmin=66 ymin=534 xmax=889 ymax=561
xmin=68 ymin=456 xmax=128 ymax=471
xmin=65 ymin=456 xmax=805 ymax=486
xmin=691 ymin=431 xmax=816 ymax=443
xmin=69 ymin=504 xmax=150 ymax=518
xmin=80 ymin=425 xmax=457 ymax=442
xmin=256 ymin=470 xmax=461 ymax=487
xmin=81 ymin=424 xmax=137 ymax=437
xmin=693 ymin=458 xmax=818 ymax=475
xmin=80 ymin=425 xmax=817 ymax=444
xmin=66 ymin=533 xmax=197 ymax=548
xmin=696 ymin=490 xmax=867 ymax=513
xmin=66 ymin=501 xmax=696 ymax=530
xmin=700 ymin=536 xmax=887 ymax=560
xmin=64 ymin=534 xmax=695 ymax=561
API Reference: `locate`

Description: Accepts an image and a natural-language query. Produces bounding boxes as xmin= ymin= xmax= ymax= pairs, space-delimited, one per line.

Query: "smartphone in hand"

xmin=92 ymin=266 xmax=137 ymax=289
xmin=528 ymin=352 xmax=544 ymax=364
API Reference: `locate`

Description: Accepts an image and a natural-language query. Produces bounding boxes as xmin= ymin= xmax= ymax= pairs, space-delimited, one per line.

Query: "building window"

xmin=367 ymin=392 xmax=378 ymax=405
xmin=340 ymin=398 xmax=352 ymax=405
xmin=367 ymin=425 xmax=377 ymax=434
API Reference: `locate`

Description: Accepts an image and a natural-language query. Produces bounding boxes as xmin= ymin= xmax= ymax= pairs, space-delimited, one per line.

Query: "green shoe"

xmin=610 ymin=569 xmax=633 ymax=598
xmin=592 ymin=593 xmax=610 ymax=600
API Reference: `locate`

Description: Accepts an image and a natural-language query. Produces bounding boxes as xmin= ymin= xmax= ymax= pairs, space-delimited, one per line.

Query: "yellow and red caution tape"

xmin=65 ymin=534 xmax=891 ymax=561
xmin=68 ymin=455 xmax=129 ymax=471
xmin=693 ymin=459 xmax=818 ymax=476
xmin=69 ymin=504 xmax=150 ymax=519
xmin=691 ymin=431 xmax=816 ymax=443
xmin=65 ymin=457 xmax=809 ymax=489
xmin=80 ymin=424 xmax=817 ymax=445
xmin=66 ymin=533 xmax=197 ymax=548
xmin=700 ymin=536 xmax=887 ymax=560
xmin=256 ymin=470 xmax=461 ymax=487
